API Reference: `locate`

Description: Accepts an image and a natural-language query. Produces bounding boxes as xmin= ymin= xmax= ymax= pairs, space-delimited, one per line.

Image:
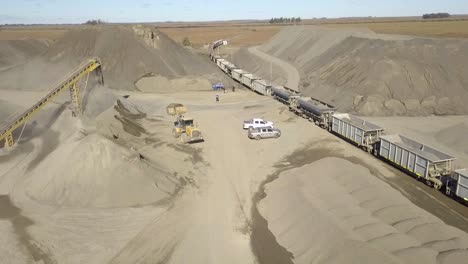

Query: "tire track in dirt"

xmin=248 ymin=46 xmax=300 ymax=90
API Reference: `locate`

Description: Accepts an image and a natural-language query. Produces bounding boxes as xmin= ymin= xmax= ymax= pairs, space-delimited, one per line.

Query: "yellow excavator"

xmin=166 ymin=103 xmax=204 ymax=144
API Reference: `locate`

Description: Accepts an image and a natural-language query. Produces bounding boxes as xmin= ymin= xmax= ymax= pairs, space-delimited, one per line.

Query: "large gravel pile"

xmin=260 ymin=26 xmax=468 ymax=116
xmin=0 ymin=26 xmax=218 ymax=91
xmin=0 ymin=39 xmax=48 ymax=70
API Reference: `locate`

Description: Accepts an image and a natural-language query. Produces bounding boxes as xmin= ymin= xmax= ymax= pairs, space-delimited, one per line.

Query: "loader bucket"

xmin=182 ymin=131 xmax=204 ymax=144
xmin=185 ymin=137 xmax=204 ymax=144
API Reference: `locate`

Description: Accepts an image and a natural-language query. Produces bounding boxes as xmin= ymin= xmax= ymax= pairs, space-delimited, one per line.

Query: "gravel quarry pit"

xmin=1 ymin=24 xmax=468 ymax=264
xmin=240 ymin=26 xmax=468 ymax=116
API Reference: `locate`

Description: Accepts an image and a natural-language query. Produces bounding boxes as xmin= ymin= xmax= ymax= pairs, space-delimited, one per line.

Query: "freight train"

xmin=208 ymin=52 xmax=468 ymax=204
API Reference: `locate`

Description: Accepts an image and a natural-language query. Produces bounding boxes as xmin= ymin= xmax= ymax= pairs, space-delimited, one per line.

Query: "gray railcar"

xmin=216 ymin=58 xmax=226 ymax=69
xmin=331 ymin=113 xmax=383 ymax=151
xmin=241 ymin=74 xmax=259 ymax=89
xmin=211 ymin=54 xmax=220 ymax=62
xmin=220 ymin=60 xmax=233 ymax=73
xmin=271 ymin=86 xmax=291 ymax=104
xmin=379 ymin=134 xmax=455 ymax=188
xmin=443 ymin=171 xmax=468 ymax=202
xmin=232 ymin=69 xmax=246 ymax=82
xmin=454 ymin=169 xmax=468 ymax=200
xmin=252 ymin=79 xmax=272 ymax=95
xmin=291 ymin=97 xmax=336 ymax=128
xmin=224 ymin=63 xmax=238 ymax=75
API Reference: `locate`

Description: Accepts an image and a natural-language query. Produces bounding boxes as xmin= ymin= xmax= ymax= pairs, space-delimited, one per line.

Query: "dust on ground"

xmin=1 ymin=23 xmax=468 ymax=264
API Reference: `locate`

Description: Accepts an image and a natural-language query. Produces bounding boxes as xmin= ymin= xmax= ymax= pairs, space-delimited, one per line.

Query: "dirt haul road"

xmin=2 ymin=85 xmax=468 ymax=264
xmin=248 ymin=45 xmax=300 ymax=89
xmin=109 ymin=89 xmax=320 ymax=263
xmin=88 ymin=90 xmax=468 ymax=264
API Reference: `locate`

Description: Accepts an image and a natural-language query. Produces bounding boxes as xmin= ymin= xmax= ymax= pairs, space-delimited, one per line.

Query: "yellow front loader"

xmin=166 ymin=103 xmax=204 ymax=144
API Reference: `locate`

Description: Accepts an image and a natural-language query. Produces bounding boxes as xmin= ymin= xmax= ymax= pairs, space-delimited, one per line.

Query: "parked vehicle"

xmin=248 ymin=127 xmax=281 ymax=140
xmin=208 ymin=50 xmax=468 ymax=204
xmin=243 ymin=118 xmax=274 ymax=129
xmin=212 ymin=83 xmax=224 ymax=91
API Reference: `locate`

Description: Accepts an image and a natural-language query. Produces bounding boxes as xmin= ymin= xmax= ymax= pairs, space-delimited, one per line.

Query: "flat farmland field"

xmin=322 ymin=20 xmax=468 ymax=38
xmin=158 ymin=25 xmax=281 ymax=47
xmin=159 ymin=19 xmax=468 ymax=48
xmin=0 ymin=28 xmax=67 ymax=40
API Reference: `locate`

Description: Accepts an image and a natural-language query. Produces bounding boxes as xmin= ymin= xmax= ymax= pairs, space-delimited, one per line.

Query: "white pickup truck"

xmin=243 ymin=118 xmax=274 ymax=129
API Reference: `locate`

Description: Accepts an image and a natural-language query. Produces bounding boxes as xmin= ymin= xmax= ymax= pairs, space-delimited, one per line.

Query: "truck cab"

xmin=243 ymin=118 xmax=274 ymax=129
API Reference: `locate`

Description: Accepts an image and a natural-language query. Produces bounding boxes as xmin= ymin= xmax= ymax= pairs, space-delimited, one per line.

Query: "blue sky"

xmin=1 ymin=0 xmax=468 ymax=24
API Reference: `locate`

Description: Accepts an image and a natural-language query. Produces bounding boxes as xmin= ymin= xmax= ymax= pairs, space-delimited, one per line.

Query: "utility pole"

xmin=270 ymin=61 xmax=273 ymax=85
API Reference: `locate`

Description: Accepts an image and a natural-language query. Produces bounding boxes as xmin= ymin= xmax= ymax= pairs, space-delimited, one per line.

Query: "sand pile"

xmin=260 ymin=26 xmax=468 ymax=116
xmin=260 ymin=157 xmax=468 ymax=264
xmin=0 ymin=26 xmax=218 ymax=92
xmin=24 ymin=133 xmax=177 ymax=208
xmin=435 ymin=123 xmax=468 ymax=155
xmin=0 ymin=39 xmax=48 ymax=70
xmin=0 ymin=99 xmax=24 ymax=123
xmin=82 ymin=85 xmax=119 ymax=118
xmin=231 ymin=48 xmax=288 ymax=85
xmin=45 ymin=26 xmax=216 ymax=90
xmin=136 ymin=75 xmax=213 ymax=93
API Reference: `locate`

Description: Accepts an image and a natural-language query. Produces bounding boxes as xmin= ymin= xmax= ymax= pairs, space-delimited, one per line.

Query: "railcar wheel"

xmin=425 ymin=180 xmax=433 ymax=187
xmin=446 ymin=187 xmax=452 ymax=196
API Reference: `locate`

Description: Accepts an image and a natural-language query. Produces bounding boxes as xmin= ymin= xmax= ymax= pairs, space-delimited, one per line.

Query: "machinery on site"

xmin=166 ymin=103 xmax=204 ymax=144
xmin=209 ymin=39 xmax=468 ymax=204
xmin=209 ymin=39 xmax=228 ymax=56
xmin=212 ymin=83 xmax=225 ymax=91
xmin=0 ymin=58 xmax=103 ymax=148
xmin=248 ymin=127 xmax=281 ymax=140
xmin=243 ymin=118 xmax=274 ymax=130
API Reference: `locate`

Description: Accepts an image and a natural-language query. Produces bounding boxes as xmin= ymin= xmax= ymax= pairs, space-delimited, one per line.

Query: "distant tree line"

xmin=84 ymin=19 xmax=106 ymax=25
xmin=422 ymin=13 xmax=450 ymax=19
xmin=269 ymin=17 xmax=302 ymax=24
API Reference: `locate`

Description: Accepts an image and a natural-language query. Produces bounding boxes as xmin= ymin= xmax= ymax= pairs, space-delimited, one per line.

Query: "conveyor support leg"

xmin=70 ymin=82 xmax=81 ymax=113
xmin=5 ymin=133 xmax=14 ymax=148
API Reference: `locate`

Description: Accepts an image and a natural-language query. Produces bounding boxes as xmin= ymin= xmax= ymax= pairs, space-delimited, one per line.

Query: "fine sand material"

xmin=231 ymin=48 xmax=288 ymax=86
xmin=0 ymin=39 xmax=48 ymax=71
xmin=0 ymin=26 xmax=220 ymax=91
xmin=248 ymin=46 xmax=300 ymax=89
xmin=260 ymin=157 xmax=468 ymax=264
xmin=0 ymin=99 xmax=24 ymax=124
xmin=1 ymin=24 xmax=468 ymax=264
xmin=136 ymin=75 xmax=214 ymax=93
xmin=258 ymin=26 xmax=468 ymax=116
xmin=365 ymin=115 xmax=468 ymax=168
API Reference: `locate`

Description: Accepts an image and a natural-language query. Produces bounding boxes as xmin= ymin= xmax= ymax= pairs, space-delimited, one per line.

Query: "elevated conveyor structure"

xmin=0 ymin=58 xmax=104 ymax=148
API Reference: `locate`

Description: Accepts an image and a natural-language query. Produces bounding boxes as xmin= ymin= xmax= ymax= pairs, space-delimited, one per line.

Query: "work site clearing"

xmin=1 ymin=22 xmax=468 ymax=264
